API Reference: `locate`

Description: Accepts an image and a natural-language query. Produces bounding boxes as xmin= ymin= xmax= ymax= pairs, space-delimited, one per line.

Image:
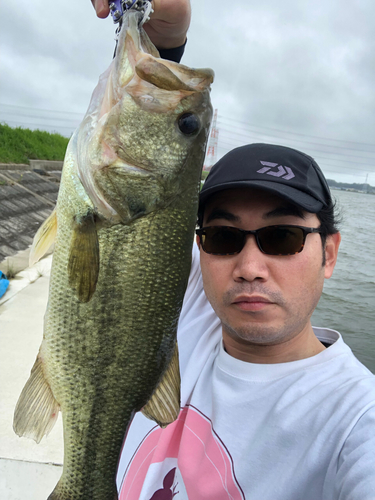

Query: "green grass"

xmin=0 ymin=123 xmax=69 ymax=164
xmin=201 ymin=170 xmax=210 ymax=181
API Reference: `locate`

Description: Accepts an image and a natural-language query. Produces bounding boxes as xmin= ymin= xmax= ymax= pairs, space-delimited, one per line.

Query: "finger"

xmin=91 ymin=0 xmax=110 ymax=18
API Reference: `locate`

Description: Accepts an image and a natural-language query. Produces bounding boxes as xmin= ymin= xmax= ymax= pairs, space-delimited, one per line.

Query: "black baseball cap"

xmin=199 ymin=143 xmax=332 ymax=213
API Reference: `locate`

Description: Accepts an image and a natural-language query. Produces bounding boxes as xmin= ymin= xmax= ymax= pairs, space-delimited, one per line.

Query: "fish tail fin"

xmin=13 ymin=354 xmax=60 ymax=444
xmin=29 ymin=209 xmax=58 ymax=266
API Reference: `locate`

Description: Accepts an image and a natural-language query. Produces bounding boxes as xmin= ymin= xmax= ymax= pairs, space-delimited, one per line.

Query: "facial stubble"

xmin=218 ymin=282 xmax=323 ymax=347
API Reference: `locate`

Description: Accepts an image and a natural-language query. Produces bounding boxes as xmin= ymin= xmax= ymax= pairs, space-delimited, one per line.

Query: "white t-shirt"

xmin=117 ymin=245 xmax=375 ymax=500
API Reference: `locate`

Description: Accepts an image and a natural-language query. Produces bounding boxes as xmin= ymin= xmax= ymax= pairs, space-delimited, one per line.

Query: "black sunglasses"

xmin=196 ymin=225 xmax=322 ymax=256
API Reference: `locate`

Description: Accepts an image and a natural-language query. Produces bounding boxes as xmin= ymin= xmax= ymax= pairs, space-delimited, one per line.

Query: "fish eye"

xmin=178 ymin=113 xmax=200 ymax=135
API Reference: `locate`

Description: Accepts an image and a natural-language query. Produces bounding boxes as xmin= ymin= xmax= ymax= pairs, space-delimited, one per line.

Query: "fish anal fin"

xmin=141 ymin=342 xmax=180 ymax=427
xmin=13 ymin=355 xmax=60 ymax=444
xmin=68 ymin=212 xmax=99 ymax=303
xmin=29 ymin=209 xmax=57 ymax=266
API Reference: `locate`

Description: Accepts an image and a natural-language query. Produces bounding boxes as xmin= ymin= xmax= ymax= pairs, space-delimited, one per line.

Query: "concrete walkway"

xmin=0 ymin=253 xmax=64 ymax=500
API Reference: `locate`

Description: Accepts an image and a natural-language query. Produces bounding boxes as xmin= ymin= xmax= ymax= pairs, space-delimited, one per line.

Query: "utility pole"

xmin=364 ymin=173 xmax=369 ymax=193
xmin=203 ymin=109 xmax=218 ymax=172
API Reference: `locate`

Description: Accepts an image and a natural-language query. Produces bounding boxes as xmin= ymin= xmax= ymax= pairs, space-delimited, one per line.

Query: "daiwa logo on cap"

xmin=257 ymin=161 xmax=295 ymax=180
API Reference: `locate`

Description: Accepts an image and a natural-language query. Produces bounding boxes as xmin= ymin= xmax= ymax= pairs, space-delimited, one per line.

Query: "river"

xmin=311 ymin=189 xmax=375 ymax=373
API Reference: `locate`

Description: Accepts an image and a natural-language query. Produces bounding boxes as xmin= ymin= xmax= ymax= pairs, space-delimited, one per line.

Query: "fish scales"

xmin=44 ymin=136 xmax=201 ymax=499
xmin=13 ymin=9 xmax=213 ymax=500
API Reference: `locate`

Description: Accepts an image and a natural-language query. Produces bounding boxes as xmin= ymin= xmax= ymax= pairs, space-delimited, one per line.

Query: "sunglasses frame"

xmin=196 ymin=225 xmax=322 ymax=256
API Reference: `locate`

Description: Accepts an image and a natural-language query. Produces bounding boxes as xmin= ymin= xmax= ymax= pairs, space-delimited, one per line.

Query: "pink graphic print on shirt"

xmin=149 ymin=467 xmax=179 ymax=499
xmin=119 ymin=405 xmax=245 ymax=499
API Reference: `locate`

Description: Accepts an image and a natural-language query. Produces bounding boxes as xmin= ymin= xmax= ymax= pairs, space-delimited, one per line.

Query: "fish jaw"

xmin=75 ymin=10 xmax=213 ymax=224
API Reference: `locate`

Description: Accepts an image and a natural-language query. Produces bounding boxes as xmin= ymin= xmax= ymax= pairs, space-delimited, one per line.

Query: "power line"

xmin=217 ymin=140 xmax=374 ymax=174
xmin=2 ymin=104 xmax=375 ymax=177
xmin=219 ymin=114 xmax=375 ymax=150
xmin=0 ymin=113 xmax=81 ymax=126
xmin=0 ymin=102 xmax=84 ymax=117
xmin=216 ymin=124 xmax=375 ymax=170
xmin=217 ymin=122 xmax=375 ymax=161
xmin=1 ymin=119 xmax=75 ymax=131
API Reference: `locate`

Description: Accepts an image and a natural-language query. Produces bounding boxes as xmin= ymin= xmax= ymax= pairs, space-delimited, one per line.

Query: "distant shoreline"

xmin=327 ymin=179 xmax=374 ymax=195
xmin=330 ymin=186 xmax=375 ymax=195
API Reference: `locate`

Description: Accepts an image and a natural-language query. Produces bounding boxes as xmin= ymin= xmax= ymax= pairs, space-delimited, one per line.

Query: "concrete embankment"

xmin=0 ymin=160 xmax=62 ymax=273
xmin=1 ymin=161 xmax=63 ymax=499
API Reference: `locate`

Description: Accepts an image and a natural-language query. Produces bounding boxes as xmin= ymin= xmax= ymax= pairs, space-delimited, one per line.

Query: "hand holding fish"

xmin=91 ymin=0 xmax=191 ymax=48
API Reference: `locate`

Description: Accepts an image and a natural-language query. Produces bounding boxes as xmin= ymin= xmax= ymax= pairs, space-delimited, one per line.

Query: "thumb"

xmin=91 ymin=0 xmax=110 ymax=18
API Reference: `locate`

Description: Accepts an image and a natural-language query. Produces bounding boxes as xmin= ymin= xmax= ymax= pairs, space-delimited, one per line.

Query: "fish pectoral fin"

xmin=29 ymin=209 xmax=57 ymax=266
xmin=141 ymin=342 xmax=181 ymax=428
xmin=68 ymin=212 xmax=99 ymax=303
xmin=13 ymin=355 xmax=60 ymax=444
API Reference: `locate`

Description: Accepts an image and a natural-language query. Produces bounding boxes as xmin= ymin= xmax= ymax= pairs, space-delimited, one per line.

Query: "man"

xmin=196 ymin=144 xmax=340 ymax=364
xmin=91 ymin=3 xmax=375 ymax=498
xmin=115 ymin=144 xmax=375 ymax=499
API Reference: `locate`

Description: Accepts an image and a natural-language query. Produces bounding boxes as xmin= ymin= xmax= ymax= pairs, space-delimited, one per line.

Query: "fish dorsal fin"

xmin=141 ymin=342 xmax=180 ymax=427
xmin=68 ymin=212 xmax=99 ymax=303
xmin=29 ymin=209 xmax=57 ymax=266
xmin=13 ymin=355 xmax=60 ymax=444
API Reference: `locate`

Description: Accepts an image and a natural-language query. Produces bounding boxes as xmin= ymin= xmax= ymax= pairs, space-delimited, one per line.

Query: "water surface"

xmin=312 ymin=190 xmax=375 ymax=373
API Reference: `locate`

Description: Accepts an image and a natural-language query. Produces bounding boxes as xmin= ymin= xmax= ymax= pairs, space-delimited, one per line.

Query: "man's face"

xmin=198 ymin=188 xmax=340 ymax=355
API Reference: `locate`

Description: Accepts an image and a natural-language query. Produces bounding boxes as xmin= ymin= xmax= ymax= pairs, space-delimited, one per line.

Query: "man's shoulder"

xmin=312 ymin=326 xmax=375 ymax=398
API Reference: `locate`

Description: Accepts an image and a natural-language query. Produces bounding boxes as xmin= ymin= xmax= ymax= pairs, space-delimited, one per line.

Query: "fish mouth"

xmin=76 ymin=10 xmax=213 ymax=223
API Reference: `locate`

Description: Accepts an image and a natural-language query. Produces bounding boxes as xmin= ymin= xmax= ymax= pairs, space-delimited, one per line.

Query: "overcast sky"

xmin=1 ymin=0 xmax=375 ymax=184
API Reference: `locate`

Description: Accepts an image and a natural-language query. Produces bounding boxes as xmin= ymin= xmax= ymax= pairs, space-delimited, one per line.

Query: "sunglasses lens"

xmin=258 ymin=226 xmax=304 ymax=255
xmin=199 ymin=226 xmax=308 ymax=256
xmin=201 ymin=227 xmax=244 ymax=254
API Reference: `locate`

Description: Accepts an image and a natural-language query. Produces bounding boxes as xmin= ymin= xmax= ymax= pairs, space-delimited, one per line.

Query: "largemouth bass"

xmin=13 ymin=10 xmax=213 ymax=500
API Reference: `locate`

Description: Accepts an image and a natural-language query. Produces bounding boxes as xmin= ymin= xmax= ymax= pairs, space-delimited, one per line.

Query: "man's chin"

xmin=222 ymin=322 xmax=291 ymax=347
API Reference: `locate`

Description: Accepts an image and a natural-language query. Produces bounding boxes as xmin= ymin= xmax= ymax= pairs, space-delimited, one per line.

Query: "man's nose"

xmin=232 ymin=234 xmax=270 ymax=282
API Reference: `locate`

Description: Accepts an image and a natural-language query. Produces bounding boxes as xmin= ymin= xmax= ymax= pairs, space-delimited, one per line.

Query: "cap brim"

xmin=199 ymin=180 xmax=324 ymax=213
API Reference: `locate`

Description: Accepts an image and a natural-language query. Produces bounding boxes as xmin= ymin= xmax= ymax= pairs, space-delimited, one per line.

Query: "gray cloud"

xmin=1 ymin=0 xmax=374 ymax=183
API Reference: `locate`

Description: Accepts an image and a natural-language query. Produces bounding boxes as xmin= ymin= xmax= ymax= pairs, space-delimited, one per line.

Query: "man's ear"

xmin=196 ymin=234 xmax=201 ymax=248
xmin=324 ymin=232 xmax=341 ymax=279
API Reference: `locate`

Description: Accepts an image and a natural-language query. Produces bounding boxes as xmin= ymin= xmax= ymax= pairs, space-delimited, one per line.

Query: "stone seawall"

xmin=0 ymin=160 xmax=63 ymax=171
xmin=0 ymin=161 xmax=62 ymax=268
